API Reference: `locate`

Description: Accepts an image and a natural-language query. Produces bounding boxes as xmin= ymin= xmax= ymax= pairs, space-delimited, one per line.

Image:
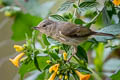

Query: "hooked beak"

xmin=33 ymin=27 xmax=39 ymax=30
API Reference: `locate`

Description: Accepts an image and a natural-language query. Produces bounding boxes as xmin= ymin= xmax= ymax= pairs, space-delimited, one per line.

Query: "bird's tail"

xmin=93 ymin=32 xmax=115 ymax=37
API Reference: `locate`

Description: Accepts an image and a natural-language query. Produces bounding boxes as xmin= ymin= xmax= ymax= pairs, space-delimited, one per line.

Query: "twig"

xmin=88 ymin=7 xmax=104 ymax=24
xmin=67 ymin=46 xmax=77 ymax=62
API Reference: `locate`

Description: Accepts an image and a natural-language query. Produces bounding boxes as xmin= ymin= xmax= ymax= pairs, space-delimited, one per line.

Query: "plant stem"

xmin=88 ymin=8 xmax=104 ymax=25
xmin=89 ymin=68 xmax=102 ymax=80
xmin=72 ymin=0 xmax=81 ymax=20
xmin=37 ymin=38 xmax=45 ymax=49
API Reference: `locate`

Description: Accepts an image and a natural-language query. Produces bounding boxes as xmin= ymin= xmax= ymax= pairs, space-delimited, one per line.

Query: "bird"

xmin=34 ymin=19 xmax=115 ymax=61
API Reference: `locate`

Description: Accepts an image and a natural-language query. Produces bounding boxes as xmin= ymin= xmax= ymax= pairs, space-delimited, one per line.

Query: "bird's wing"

xmin=61 ymin=26 xmax=94 ymax=37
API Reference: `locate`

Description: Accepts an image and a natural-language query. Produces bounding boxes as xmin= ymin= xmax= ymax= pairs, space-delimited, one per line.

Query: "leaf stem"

xmin=73 ymin=56 xmax=81 ymax=64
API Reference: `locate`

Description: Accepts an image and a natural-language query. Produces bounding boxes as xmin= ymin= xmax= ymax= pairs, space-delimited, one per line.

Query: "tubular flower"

xmin=14 ymin=45 xmax=24 ymax=52
xmin=63 ymin=52 xmax=67 ymax=61
xmin=75 ymin=70 xmax=91 ymax=80
xmin=49 ymin=64 xmax=60 ymax=73
xmin=9 ymin=53 xmax=25 ymax=67
xmin=48 ymin=72 xmax=57 ymax=80
xmin=112 ymin=0 xmax=120 ymax=6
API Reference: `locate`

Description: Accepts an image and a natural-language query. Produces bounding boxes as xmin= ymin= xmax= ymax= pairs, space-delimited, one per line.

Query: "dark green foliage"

xmin=50 ymin=14 xmax=67 ymax=21
xmin=76 ymin=46 xmax=88 ymax=63
xmin=111 ymin=69 xmax=120 ymax=80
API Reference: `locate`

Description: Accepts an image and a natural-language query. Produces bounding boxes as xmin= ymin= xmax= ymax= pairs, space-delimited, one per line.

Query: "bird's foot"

xmin=67 ymin=46 xmax=77 ymax=62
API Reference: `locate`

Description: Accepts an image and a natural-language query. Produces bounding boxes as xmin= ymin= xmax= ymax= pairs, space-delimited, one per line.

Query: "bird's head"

xmin=34 ymin=19 xmax=56 ymax=35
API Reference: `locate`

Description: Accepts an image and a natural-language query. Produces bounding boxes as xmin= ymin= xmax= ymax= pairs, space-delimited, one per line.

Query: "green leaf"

xmin=19 ymin=60 xmax=36 ymax=80
xmin=77 ymin=67 xmax=92 ymax=74
xmin=102 ymin=7 xmax=111 ymax=26
xmin=49 ymin=52 xmax=60 ymax=60
xmin=61 ymin=44 xmax=71 ymax=53
xmin=94 ymin=23 xmax=120 ymax=42
xmin=94 ymin=43 xmax=104 ymax=72
xmin=78 ymin=1 xmax=98 ymax=11
xmin=74 ymin=18 xmax=85 ymax=25
xmin=111 ymin=69 xmax=120 ymax=80
xmin=42 ymin=34 xmax=50 ymax=46
xmin=72 ymin=72 xmax=79 ymax=80
xmin=95 ymin=12 xmax=104 ymax=28
xmin=76 ymin=46 xmax=88 ymax=63
xmin=49 ymin=14 xmax=67 ymax=21
xmin=37 ymin=56 xmax=50 ymax=70
xmin=12 ymin=12 xmax=42 ymax=41
xmin=19 ymin=56 xmax=49 ymax=80
xmin=35 ymin=71 xmax=46 ymax=80
xmin=57 ymin=0 xmax=74 ymax=13
xmin=2 ymin=0 xmax=14 ymax=5
xmin=63 ymin=13 xmax=73 ymax=20
xmin=34 ymin=54 xmax=41 ymax=71
xmin=80 ymin=41 xmax=94 ymax=51
xmin=61 ymin=44 xmax=72 ymax=57
xmin=19 ymin=0 xmax=55 ymax=18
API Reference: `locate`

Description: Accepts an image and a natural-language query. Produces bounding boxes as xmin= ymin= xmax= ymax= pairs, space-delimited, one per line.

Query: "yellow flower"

xmin=59 ymin=75 xmax=63 ymax=79
xmin=46 ymin=60 xmax=51 ymax=64
xmin=14 ymin=45 xmax=24 ymax=52
xmin=75 ymin=70 xmax=91 ymax=80
xmin=48 ymin=72 xmax=57 ymax=80
xmin=65 ymin=75 xmax=68 ymax=79
xmin=49 ymin=64 xmax=60 ymax=73
xmin=63 ymin=52 xmax=67 ymax=61
xmin=112 ymin=0 xmax=120 ymax=6
xmin=9 ymin=53 xmax=25 ymax=67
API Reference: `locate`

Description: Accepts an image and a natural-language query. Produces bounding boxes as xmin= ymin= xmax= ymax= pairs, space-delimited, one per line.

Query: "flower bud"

xmin=63 ymin=52 xmax=67 ymax=61
xmin=64 ymin=75 xmax=68 ymax=79
xmin=14 ymin=45 xmax=24 ymax=52
xmin=59 ymin=75 xmax=63 ymax=79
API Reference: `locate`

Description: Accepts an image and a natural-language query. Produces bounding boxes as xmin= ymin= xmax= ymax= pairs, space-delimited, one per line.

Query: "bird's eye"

xmin=43 ymin=24 xmax=47 ymax=27
xmin=42 ymin=21 xmax=52 ymax=27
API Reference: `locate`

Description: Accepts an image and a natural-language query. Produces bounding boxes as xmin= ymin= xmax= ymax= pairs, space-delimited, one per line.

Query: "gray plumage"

xmin=34 ymin=19 xmax=114 ymax=46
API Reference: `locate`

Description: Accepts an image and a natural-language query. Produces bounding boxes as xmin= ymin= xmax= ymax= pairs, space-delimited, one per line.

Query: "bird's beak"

xmin=33 ymin=27 xmax=39 ymax=30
